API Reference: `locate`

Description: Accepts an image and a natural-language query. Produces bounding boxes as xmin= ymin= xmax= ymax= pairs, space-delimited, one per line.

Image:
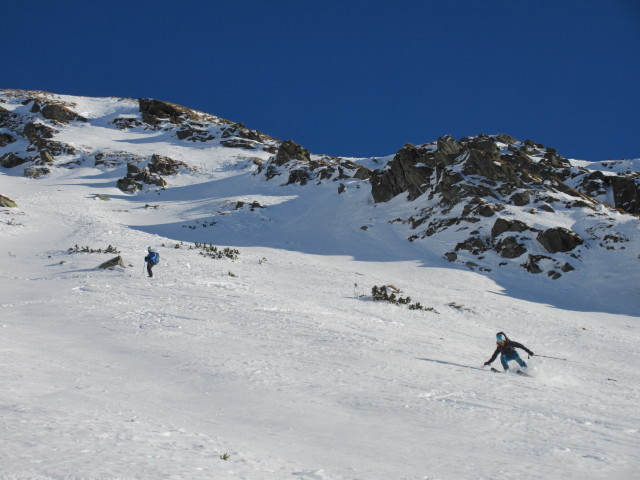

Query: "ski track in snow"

xmin=1 ymin=148 xmax=639 ymax=477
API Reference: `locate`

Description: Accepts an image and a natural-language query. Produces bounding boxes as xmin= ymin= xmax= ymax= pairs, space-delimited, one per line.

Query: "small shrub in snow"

xmin=371 ymin=285 xmax=438 ymax=313
xmin=68 ymin=244 xmax=121 ymax=254
xmin=194 ymin=242 xmax=239 ymax=260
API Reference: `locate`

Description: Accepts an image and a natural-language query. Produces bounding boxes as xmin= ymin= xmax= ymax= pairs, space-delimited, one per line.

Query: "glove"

xmin=529 ymin=352 xmax=534 ymax=358
xmin=484 ymin=361 xmax=490 ymax=366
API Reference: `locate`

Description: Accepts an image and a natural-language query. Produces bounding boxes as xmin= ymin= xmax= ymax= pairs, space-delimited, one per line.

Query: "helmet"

xmin=147 ymin=246 xmax=153 ymax=251
xmin=496 ymin=333 xmax=506 ymax=343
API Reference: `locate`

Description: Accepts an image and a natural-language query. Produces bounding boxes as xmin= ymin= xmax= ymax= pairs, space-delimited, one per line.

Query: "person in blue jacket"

xmin=144 ymin=246 xmax=159 ymax=277
xmin=484 ymin=332 xmax=534 ymax=372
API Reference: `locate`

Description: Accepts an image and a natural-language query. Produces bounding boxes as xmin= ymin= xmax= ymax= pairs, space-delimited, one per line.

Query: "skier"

xmin=484 ymin=332 xmax=534 ymax=372
xmin=144 ymin=246 xmax=159 ymax=278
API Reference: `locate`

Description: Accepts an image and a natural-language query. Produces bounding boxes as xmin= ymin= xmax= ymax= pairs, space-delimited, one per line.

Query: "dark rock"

xmin=455 ymin=236 xmax=487 ymax=255
xmin=510 ymin=191 xmax=530 ymax=206
xmin=273 ymin=140 xmax=310 ymax=166
xmin=0 ymin=132 xmax=16 ymax=147
xmin=444 ymin=252 xmax=458 ymax=262
xmin=39 ymin=150 xmax=55 ymax=165
xmin=521 ymin=254 xmax=553 ymax=274
xmin=139 ymin=98 xmax=196 ymax=124
xmin=99 ymin=256 xmax=126 ymax=269
xmin=496 ymin=133 xmax=519 ymax=145
xmin=39 ymin=103 xmax=87 ymax=123
xmin=353 ymin=167 xmax=372 ymax=180
xmin=23 ymin=122 xmax=56 ymax=143
xmin=24 ymin=165 xmax=51 ymax=178
xmin=491 ymin=218 xmax=530 ymax=237
xmin=1 ymin=152 xmax=30 ymax=168
xmin=116 ymin=176 xmax=143 ymax=193
xmin=221 ymin=139 xmax=256 ymax=149
xmin=537 ymin=227 xmax=584 ymax=253
xmin=609 ymin=176 xmax=640 ymax=215
xmin=287 ymin=169 xmax=311 ymax=186
xmin=495 ymin=236 xmax=527 ymax=258
xmin=148 ymin=154 xmax=188 ymax=175
xmin=370 ymin=144 xmax=436 ymax=202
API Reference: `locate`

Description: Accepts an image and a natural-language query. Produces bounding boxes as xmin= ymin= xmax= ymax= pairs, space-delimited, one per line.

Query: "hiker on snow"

xmin=144 ymin=246 xmax=159 ymax=277
xmin=484 ymin=332 xmax=534 ymax=372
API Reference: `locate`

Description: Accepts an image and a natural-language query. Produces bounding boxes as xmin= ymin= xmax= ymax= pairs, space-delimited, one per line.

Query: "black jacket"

xmin=486 ymin=332 xmax=533 ymax=364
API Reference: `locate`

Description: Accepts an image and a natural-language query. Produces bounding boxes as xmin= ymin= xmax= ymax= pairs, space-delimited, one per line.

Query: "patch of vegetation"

xmin=163 ymin=241 xmax=239 ymax=260
xmin=68 ymin=244 xmax=120 ymax=254
xmin=371 ymin=285 xmax=439 ymax=313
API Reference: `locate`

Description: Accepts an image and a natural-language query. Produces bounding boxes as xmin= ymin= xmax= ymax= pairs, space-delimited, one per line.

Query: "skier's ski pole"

xmin=142 ymin=262 xmax=145 ymax=277
xmin=535 ymin=354 xmax=566 ymax=361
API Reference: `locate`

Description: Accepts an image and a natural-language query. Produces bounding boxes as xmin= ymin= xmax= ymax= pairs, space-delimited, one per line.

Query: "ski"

xmin=490 ymin=367 xmax=532 ymax=377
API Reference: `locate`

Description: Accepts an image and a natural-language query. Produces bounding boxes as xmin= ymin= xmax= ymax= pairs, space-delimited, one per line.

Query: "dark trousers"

xmin=501 ymin=352 xmax=527 ymax=371
xmin=146 ymin=262 xmax=154 ymax=277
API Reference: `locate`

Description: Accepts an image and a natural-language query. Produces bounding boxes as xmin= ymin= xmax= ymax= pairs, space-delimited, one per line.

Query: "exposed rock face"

xmin=367 ymin=133 xmax=637 ymax=278
xmin=609 ymin=176 xmax=640 ymax=215
xmin=370 ymin=144 xmax=435 ymax=202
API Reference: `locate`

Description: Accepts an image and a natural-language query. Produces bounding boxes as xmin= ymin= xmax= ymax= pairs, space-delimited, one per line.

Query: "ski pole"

xmin=535 ymin=354 xmax=566 ymax=361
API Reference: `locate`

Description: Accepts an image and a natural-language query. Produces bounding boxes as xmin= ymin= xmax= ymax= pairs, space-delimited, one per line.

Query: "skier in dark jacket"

xmin=484 ymin=332 xmax=534 ymax=372
xmin=144 ymin=246 xmax=159 ymax=278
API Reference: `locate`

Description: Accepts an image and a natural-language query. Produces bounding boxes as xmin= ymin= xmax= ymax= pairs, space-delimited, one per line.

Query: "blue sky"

xmin=4 ymin=0 xmax=639 ymax=160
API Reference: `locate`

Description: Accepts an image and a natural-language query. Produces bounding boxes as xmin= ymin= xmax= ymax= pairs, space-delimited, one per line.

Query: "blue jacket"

xmin=145 ymin=251 xmax=159 ymax=264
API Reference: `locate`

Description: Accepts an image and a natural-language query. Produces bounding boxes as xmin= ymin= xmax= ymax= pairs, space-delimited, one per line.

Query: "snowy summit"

xmin=1 ymin=89 xmax=639 ymax=479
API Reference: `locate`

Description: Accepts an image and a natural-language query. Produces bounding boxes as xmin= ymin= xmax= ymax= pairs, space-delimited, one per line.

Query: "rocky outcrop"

xmin=117 ymin=162 xmax=167 ymax=193
xmin=273 ymin=140 xmax=311 ymax=166
xmin=139 ymin=98 xmax=197 ymax=125
xmin=148 ymin=154 xmax=190 ymax=175
xmin=30 ymin=100 xmax=87 ymax=123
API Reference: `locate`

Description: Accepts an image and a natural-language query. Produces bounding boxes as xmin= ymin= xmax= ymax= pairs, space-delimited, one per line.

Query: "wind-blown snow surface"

xmin=1 ymin=107 xmax=640 ymax=480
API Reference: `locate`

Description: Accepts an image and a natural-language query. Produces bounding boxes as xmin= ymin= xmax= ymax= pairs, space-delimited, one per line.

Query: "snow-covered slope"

xmin=1 ymin=90 xmax=639 ymax=479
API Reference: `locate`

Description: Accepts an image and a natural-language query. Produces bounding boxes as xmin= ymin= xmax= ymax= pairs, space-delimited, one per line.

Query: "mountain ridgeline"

xmin=1 ymin=89 xmax=638 ymax=280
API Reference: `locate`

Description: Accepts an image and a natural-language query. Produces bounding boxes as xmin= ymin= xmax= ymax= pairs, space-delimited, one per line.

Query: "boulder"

xmin=24 ymin=165 xmax=51 ymax=178
xmin=510 ymin=191 xmax=530 ymax=206
xmin=40 ymin=103 xmax=87 ymax=123
xmin=116 ymin=176 xmax=143 ymax=193
xmin=491 ymin=218 xmax=530 ymax=237
xmin=0 ymin=194 xmax=17 ymax=208
xmin=99 ymin=256 xmax=126 ymax=269
xmin=1 ymin=152 xmax=30 ymax=168
xmin=39 ymin=149 xmax=55 ymax=165
xmin=0 ymin=132 xmax=16 ymax=147
xmin=495 ymin=236 xmax=527 ymax=259
xmin=537 ymin=227 xmax=584 ymax=253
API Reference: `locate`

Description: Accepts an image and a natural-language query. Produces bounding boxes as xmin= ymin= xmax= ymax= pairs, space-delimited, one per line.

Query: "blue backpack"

xmin=149 ymin=251 xmax=159 ymax=264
